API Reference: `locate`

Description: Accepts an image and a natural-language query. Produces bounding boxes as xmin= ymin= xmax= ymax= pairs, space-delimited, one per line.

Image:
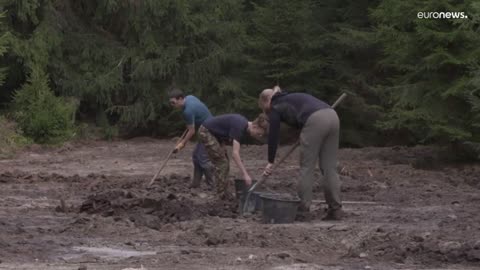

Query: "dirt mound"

xmin=0 ymin=170 xmax=87 ymax=184
xmin=79 ymin=188 xmax=199 ymax=228
xmin=352 ymin=229 xmax=480 ymax=265
xmin=78 ymin=173 xmax=240 ymax=230
xmin=204 ymin=200 xmax=238 ymax=218
xmin=0 ymin=171 xmax=17 ymax=183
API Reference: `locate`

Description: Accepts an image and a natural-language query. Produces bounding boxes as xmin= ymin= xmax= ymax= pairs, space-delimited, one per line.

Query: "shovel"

xmin=242 ymin=93 xmax=347 ymax=213
xmin=148 ymin=129 xmax=188 ymax=187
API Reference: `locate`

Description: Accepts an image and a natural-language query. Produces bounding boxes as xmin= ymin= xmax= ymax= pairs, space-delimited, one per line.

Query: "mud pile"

xmin=352 ymin=228 xmax=480 ymax=264
xmin=79 ymin=189 xmax=197 ymax=226
xmin=78 ymin=174 xmax=239 ymax=229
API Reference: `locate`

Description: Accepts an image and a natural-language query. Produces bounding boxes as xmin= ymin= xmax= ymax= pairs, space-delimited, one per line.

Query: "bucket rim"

xmin=259 ymin=193 xmax=301 ymax=202
xmin=234 ymin=178 xmax=258 ymax=182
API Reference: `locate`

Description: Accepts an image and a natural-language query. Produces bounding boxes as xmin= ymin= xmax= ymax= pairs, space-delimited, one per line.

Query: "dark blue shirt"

xmin=183 ymin=95 xmax=213 ymax=130
xmin=268 ymin=92 xmax=330 ymax=163
xmin=202 ymin=114 xmax=248 ymax=143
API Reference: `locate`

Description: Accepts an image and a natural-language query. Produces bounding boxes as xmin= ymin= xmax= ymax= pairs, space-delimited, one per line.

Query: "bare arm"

xmin=180 ymin=125 xmax=196 ymax=146
xmin=232 ymin=140 xmax=252 ymax=184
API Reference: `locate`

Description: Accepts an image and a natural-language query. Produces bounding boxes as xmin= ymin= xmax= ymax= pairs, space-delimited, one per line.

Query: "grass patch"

xmin=0 ymin=116 xmax=32 ymax=159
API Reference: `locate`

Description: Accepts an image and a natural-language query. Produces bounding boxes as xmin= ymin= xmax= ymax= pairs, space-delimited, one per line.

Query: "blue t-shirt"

xmin=202 ymin=114 xmax=248 ymax=143
xmin=183 ymin=95 xmax=213 ymax=130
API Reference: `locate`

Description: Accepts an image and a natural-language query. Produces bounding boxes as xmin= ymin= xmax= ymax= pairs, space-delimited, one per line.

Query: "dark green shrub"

xmin=13 ymin=67 xmax=74 ymax=144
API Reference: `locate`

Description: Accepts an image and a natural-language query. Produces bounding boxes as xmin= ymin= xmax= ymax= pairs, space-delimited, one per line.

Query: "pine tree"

xmin=246 ymin=0 xmax=382 ymax=146
xmin=2 ymin=0 xmax=74 ymax=143
xmin=47 ymin=0 xmax=247 ymax=135
xmin=372 ymin=0 xmax=480 ymax=145
xmin=0 ymin=12 xmax=8 ymax=88
xmin=308 ymin=0 xmax=382 ymax=146
xmin=13 ymin=66 xmax=74 ymax=143
xmin=246 ymin=0 xmax=315 ymax=87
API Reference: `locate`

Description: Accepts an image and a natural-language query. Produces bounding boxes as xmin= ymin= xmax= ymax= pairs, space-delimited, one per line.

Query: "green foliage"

xmin=246 ymin=0 xmax=314 ymax=85
xmin=46 ymin=0 xmax=247 ymax=136
xmin=0 ymin=0 xmax=478 ymax=151
xmin=102 ymin=124 xmax=119 ymax=141
xmin=0 ymin=11 xmax=8 ymax=87
xmin=13 ymin=67 xmax=74 ymax=144
xmin=0 ymin=115 xmax=32 ymax=159
xmin=372 ymin=0 xmax=480 ymax=144
xmin=312 ymin=0 xmax=383 ymax=147
xmin=246 ymin=0 xmax=382 ymax=146
xmin=7 ymin=0 xmax=42 ymax=25
xmin=6 ymin=1 xmax=62 ymax=71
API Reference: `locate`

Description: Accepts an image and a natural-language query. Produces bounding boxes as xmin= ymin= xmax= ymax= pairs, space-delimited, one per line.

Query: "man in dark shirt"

xmin=198 ymin=114 xmax=267 ymax=200
xmin=259 ymin=86 xmax=342 ymax=220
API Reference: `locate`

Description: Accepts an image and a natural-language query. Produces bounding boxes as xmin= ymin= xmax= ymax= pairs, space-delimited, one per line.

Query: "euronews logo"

xmin=417 ymin=11 xmax=468 ymax=19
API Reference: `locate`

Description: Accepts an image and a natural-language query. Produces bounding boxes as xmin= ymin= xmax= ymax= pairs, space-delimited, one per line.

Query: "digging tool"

xmin=242 ymin=93 xmax=348 ymax=214
xmin=148 ymin=129 xmax=188 ymax=187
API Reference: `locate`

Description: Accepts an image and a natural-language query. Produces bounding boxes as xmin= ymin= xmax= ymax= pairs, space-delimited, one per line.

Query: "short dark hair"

xmin=168 ymin=88 xmax=185 ymax=99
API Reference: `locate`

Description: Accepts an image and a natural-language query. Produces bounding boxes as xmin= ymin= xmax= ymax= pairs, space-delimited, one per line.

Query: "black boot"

xmin=190 ymin=164 xmax=203 ymax=188
xmin=321 ymin=207 xmax=344 ymax=221
xmin=295 ymin=203 xmax=312 ymax=221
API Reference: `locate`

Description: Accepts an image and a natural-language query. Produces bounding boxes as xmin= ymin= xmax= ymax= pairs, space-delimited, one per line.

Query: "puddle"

xmin=71 ymin=246 xmax=157 ymax=259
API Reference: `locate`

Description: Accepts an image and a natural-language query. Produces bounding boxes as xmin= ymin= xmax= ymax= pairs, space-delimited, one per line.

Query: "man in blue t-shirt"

xmin=168 ymin=88 xmax=214 ymax=188
xmin=198 ymin=114 xmax=268 ymax=200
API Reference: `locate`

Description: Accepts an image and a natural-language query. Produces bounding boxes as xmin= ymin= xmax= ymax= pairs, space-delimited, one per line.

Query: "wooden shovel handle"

xmin=148 ymin=129 xmax=189 ymax=187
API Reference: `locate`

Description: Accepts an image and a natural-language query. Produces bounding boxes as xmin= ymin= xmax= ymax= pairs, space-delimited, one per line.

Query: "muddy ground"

xmin=0 ymin=139 xmax=479 ymax=270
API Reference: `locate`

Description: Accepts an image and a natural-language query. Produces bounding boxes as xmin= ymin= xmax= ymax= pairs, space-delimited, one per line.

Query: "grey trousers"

xmin=298 ymin=108 xmax=342 ymax=210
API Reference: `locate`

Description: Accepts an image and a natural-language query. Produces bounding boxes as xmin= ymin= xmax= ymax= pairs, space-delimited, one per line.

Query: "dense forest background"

xmin=0 ymin=0 xmax=479 ymax=157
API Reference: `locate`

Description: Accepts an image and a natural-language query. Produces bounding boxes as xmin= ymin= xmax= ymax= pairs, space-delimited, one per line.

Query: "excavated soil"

xmin=0 ymin=140 xmax=479 ymax=269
